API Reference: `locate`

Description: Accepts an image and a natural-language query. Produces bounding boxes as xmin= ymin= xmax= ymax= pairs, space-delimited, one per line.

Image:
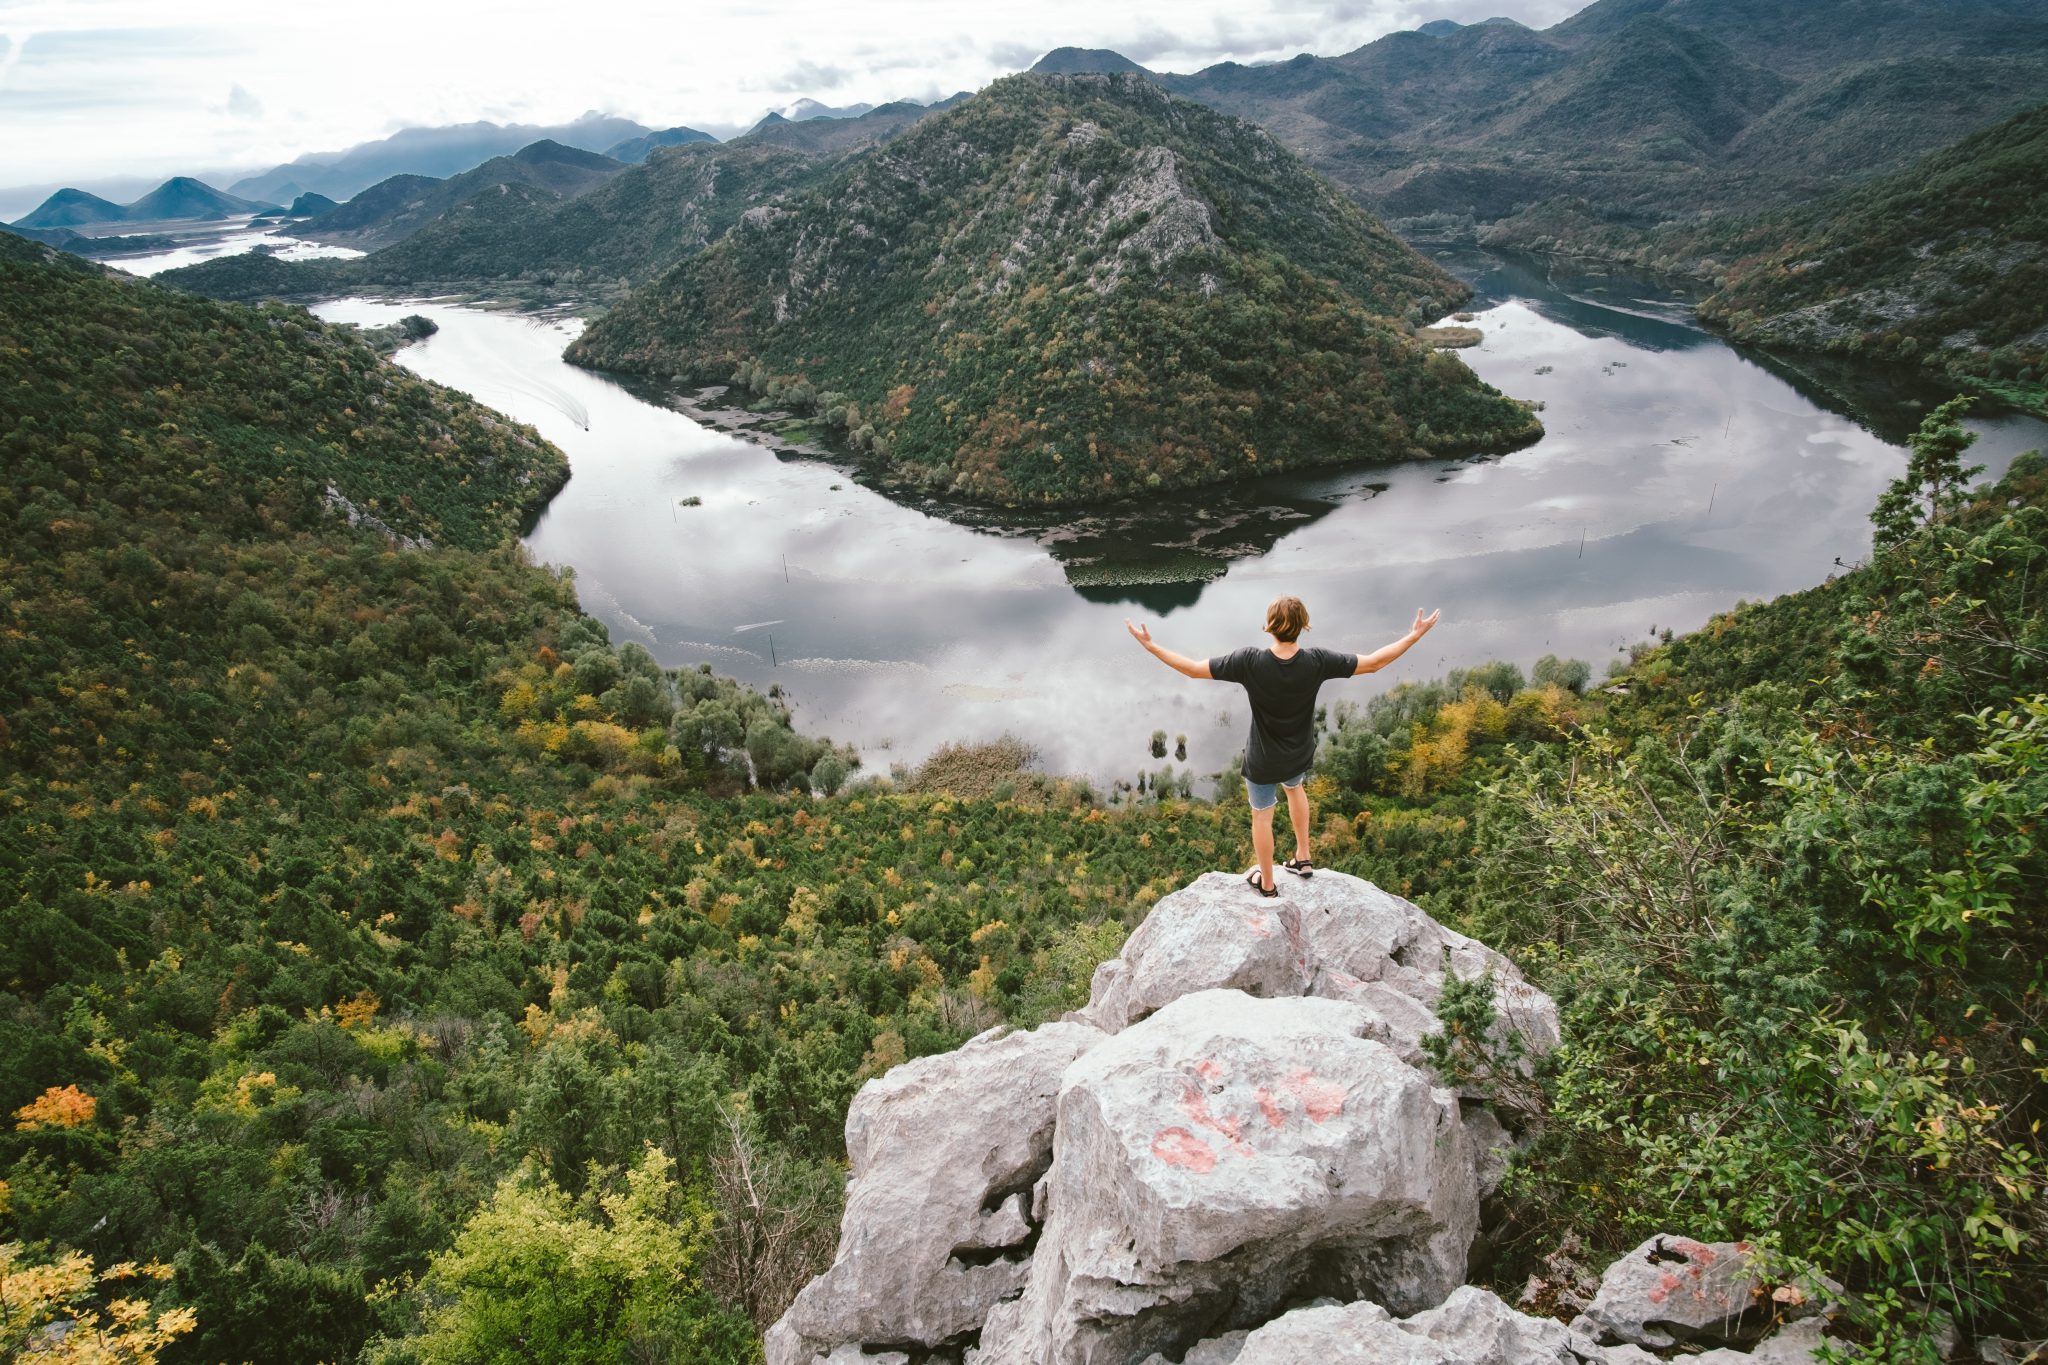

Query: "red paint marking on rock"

xmin=1254 ymin=1086 xmax=1286 ymax=1129
xmin=1181 ymin=1083 xmax=1253 ymax=1157
xmin=1281 ymin=1067 xmax=1346 ymax=1122
xmin=1152 ymin=1126 xmax=1217 ymax=1172
xmin=1194 ymin=1058 xmax=1226 ymax=1084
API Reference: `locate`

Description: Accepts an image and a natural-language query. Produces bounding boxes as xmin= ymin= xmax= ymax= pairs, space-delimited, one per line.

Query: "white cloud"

xmin=0 ymin=0 xmax=1580 ymax=195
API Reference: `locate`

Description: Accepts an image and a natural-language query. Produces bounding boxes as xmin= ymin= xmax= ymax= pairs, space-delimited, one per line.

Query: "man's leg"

xmin=1251 ymin=805 xmax=1277 ymax=891
xmin=1284 ymin=782 xmax=1312 ymax=863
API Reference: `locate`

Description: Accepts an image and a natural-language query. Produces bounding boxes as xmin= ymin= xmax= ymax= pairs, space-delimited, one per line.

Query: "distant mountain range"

xmin=226 ymin=112 xmax=654 ymax=203
xmin=12 ymin=177 xmax=274 ymax=230
xmin=287 ymin=141 xmax=631 ymax=251
xmin=157 ymin=98 xmax=969 ymax=304
xmin=1024 ymin=0 xmax=2048 ymax=235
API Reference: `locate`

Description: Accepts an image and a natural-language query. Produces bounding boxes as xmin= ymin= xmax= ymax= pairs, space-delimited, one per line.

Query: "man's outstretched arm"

xmin=1126 ymin=619 xmax=1212 ymax=679
xmin=1352 ymin=607 xmax=1441 ymax=675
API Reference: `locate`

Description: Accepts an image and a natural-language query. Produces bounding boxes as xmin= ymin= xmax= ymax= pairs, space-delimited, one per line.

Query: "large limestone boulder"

xmin=768 ymin=872 xmax=1563 ymax=1365
xmin=764 ymin=1021 xmax=1101 ymax=1365
xmin=1076 ymin=870 xmax=1560 ymax=1074
xmin=1571 ymin=1234 xmax=1768 ymax=1349
xmin=972 ymin=990 xmax=1478 ymax=1364
xmin=1196 ymin=1287 xmax=1606 ymax=1365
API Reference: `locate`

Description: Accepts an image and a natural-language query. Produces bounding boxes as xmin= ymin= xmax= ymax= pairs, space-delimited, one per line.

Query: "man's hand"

xmin=1354 ymin=607 xmax=1443 ymax=675
xmin=1127 ymin=619 xmax=1210 ymax=679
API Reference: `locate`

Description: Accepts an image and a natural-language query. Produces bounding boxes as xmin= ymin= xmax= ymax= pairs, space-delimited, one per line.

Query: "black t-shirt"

xmin=1208 ymin=645 xmax=1358 ymax=783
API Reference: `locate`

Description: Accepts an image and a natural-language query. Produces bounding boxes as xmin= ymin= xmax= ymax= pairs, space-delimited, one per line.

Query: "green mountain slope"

xmin=1466 ymin=15 xmax=1791 ymax=160
xmin=1692 ymin=102 xmax=2048 ymax=399
xmin=1 ymin=235 xmax=565 ymax=549
xmin=153 ymin=106 xmax=950 ymax=306
xmin=568 ymin=73 xmax=1539 ymax=505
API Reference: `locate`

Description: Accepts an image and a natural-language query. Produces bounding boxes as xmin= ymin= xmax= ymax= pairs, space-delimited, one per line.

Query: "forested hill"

xmin=1695 ymin=102 xmax=2048 ymax=404
xmin=1483 ymin=102 xmax=2048 ymax=412
xmin=568 ymin=72 xmax=1540 ymax=506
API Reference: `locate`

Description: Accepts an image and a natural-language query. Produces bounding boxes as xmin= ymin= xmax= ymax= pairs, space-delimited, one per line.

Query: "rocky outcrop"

xmin=764 ymin=1022 xmax=1101 ymax=1363
xmin=1571 ymin=1234 xmax=1771 ymax=1351
xmin=766 ymin=872 xmax=1556 ymax=1365
xmin=764 ymin=870 xmax=1852 ymax=1365
xmin=972 ymin=990 xmax=1477 ymax=1363
xmin=1076 ymin=871 xmax=1560 ymax=1076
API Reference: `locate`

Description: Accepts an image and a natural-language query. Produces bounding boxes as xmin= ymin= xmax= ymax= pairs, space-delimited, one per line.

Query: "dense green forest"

xmin=1484 ymin=102 xmax=2048 ymax=416
xmin=570 ymin=73 xmax=1540 ymax=506
xmin=4 ymin=221 xmax=2045 ymax=1361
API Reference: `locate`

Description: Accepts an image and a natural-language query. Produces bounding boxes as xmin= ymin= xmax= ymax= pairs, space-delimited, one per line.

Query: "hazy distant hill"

xmin=730 ymin=98 xmax=954 ymax=157
xmin=340 ymin=142 xmax=831 ymax=293
xmin=12 ymin=187 xmax=128 ymax=229
xmin=294 ymin=142 xmax=628 ymax=250
xmin=782 ymin=98 xmax=877 ymax=121
xmin=570 ymin=73 xmax=1538 ymax=505
xmin=13 ymin=177 xmax=273 ymax=230
xmin=1029 ymin=48 xmax=1149 ymax=75
xmin=160 ymin=136 xmax=859 ymax=303
xmin=603 ymin=126 xmax=717 ymax=164
xmin=228 ymin=112 xmax=651 ymax=203
xmin=124 ymin=177 xmax=272 ymax=222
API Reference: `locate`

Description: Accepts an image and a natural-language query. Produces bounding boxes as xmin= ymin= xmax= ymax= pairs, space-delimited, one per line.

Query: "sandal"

xmin=1282 ymin=857 xmax=1314 ymax=879
xmin=1246 ymin=867 xmax=1279 ymax=898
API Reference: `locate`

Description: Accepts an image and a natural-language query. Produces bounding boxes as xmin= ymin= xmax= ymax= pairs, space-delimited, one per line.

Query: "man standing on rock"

xmin=1126 ymin=597 xmax=1439 ymax=896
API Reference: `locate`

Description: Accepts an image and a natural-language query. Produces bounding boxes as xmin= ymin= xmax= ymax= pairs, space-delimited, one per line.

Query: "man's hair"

xmin=1266 ymin=595 xmax=1309 ymax=643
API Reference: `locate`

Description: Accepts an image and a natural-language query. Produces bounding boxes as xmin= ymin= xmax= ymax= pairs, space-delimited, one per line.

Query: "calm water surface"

xmin=313 ymin=252 xmax=2048 ymax=785
xmin=115 ymin=220 xmax=364 ymax=275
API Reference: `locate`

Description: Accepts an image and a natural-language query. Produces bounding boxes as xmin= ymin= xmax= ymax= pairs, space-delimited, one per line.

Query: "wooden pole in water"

xmin=769 ymin=634 xmax=777 ymax=667
xmin=1708 ymin=481 xmax=1717 ymax=514
xmin=1578 ymin=528 xmax=1586 ymax=559
xmin=783 ymin=554 xmax=789 ymax=583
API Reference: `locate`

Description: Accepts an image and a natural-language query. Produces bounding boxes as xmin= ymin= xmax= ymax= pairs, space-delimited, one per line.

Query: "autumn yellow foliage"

xmin=13 ymin=1085 xmax=95 ymax=1131
xmin=1 ymin=1243 xmax=195 ymax=1362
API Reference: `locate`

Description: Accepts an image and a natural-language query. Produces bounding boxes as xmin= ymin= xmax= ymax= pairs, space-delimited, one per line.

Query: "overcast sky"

xmin=0 ymin=0 xmax=1577 ymax=198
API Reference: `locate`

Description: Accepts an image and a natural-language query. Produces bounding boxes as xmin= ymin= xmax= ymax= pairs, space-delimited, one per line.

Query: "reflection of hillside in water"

xmin=994 ymin=485 xmax=1354 ymax=614
xmin=1429 ymin=245 xmax=1713 ymax=353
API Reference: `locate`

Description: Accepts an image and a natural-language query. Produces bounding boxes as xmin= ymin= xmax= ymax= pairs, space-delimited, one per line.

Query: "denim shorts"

xmin=1244 ymin=771 xmax=1309 ymax=811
